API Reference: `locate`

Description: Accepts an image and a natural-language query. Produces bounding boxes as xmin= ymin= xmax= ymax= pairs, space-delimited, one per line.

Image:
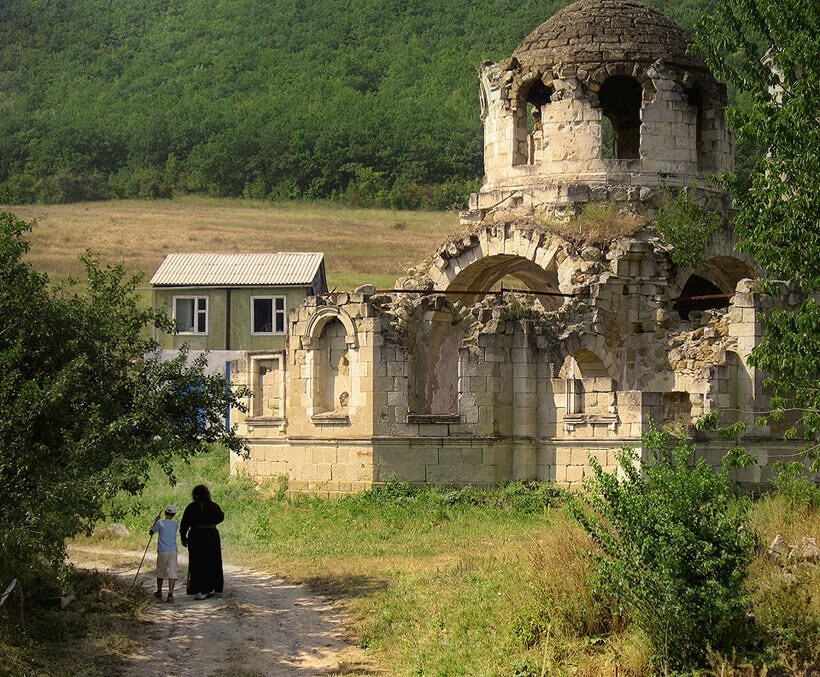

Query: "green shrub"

xmin=655 ymin=186 xmax=725 ymax=268
xmin=0 ymin=172 xmax=39 ymax=204
xmin=770 ymin=461 xmax=820 ymax=511
xmin=570 ymin=423 xmax=754 ymax=671
xmin=35 ymin=169 xmax=110 ymax=203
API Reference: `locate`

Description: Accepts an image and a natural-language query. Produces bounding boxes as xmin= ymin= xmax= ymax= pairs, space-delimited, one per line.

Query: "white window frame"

xmin=250 ymin=295 xmax=287 ymax=335
xmin=173 ymin=295 xmax=208 ymax=335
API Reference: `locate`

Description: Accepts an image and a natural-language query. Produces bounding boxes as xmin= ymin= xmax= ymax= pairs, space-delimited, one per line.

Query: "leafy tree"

xmin=571 ymin=424 xmax=753 ymax=671
xmin=655 ymin=184 xmax=726 ymax=268
xmin=694 ymin=0 xmax=820 ymax=469
xmin=0 ymin=212 xmax=246 ymax=585
xmin=0 ymin=0 xmax=724 ymax=205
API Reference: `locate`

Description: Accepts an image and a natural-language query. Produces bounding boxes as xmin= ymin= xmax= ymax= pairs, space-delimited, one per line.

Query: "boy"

xmin=149 ymin=504 xmax=179 ymax=603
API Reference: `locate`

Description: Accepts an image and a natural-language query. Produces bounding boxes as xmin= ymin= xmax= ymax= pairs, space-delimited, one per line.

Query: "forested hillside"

xmin=0 ymin=0 xmax=718 ymax=206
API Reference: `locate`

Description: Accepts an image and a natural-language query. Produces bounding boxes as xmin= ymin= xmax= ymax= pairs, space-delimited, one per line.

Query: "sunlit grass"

xmin=77 ymin=447 xmax=820 ymax=676
xmin=6 ymin=196 xmax=460 ymax=291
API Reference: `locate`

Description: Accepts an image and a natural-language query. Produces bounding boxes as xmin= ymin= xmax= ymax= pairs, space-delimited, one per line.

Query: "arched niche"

xmin=304 ymin=307 xmax=358 ymax=419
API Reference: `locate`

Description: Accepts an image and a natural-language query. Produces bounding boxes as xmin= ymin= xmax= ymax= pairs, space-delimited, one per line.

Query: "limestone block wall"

xmin=472 ymin=53 xmax=734 ymax=225
xmin=230 ymin=222 xmax=805 ymax=495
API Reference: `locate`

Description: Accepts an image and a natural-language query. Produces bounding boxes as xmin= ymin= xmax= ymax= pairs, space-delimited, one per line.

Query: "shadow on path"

xmin=69 ymin=546 xmax=381 ymax=676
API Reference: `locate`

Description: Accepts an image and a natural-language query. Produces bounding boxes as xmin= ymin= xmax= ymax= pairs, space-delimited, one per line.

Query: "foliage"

xmin=570 ymin=424 xmax=754 ymax=671
xmin=694 ymin=0 xmax=820 ymax=469
xmin=342 ymin=475 xmax=563 ymax=515
xmin=0 ymin=212 xmax=246 ymax=587
xmin=0 ymin=567 xmax=150 ymax=676
xmin=0 ymin=0 xmax=750 ymax=205
xmin=770 ymin=461 xmax=820 ymax=511
xmin=655 ymin=186 xmax=726 ymax=267
xmin=751 ymin=567 xmax=820 ymax=666
xmin=89 ymin=446 xmax=820 ymax=675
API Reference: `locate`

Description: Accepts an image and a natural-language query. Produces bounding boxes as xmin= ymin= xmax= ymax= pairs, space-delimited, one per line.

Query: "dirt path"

xmin=69 ymin=546 xmax=379 ymax=677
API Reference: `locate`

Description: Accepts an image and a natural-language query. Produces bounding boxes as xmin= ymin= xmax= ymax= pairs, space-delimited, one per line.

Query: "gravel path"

xmin=69 ymin=546 xmax=378 ymax=676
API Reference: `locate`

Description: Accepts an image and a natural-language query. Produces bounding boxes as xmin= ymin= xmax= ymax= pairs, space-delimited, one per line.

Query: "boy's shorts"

xmin=156 ymin=550 xmax=178 ymax=579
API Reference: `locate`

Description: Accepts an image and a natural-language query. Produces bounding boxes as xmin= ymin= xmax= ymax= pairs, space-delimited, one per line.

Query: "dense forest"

xmin=0 ymin=0 xmax=724 ymax=207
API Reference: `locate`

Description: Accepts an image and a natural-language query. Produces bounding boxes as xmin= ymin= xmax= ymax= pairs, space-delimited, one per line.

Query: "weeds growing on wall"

xmin=540 ymin=202 xmax=646 ymax=247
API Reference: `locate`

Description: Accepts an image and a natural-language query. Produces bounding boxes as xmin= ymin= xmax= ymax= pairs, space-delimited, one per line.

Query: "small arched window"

xmin=599 ymin=76 xmax=642 ymax=159
xmin=513 ymin=80 xmax=554 ymax=166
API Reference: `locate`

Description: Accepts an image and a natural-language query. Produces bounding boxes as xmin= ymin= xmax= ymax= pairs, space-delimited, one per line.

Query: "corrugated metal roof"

xmin=149 ymin=253 xmax=325 ymax=287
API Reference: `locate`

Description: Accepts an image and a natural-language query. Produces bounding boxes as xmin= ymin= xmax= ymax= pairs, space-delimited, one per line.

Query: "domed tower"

xmin=464 ymin=0 xmax=733 ymax=221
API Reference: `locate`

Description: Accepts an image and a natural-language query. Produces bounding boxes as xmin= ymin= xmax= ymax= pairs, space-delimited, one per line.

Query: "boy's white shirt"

xmin=151 ymin=518 xmax=179 ymax=552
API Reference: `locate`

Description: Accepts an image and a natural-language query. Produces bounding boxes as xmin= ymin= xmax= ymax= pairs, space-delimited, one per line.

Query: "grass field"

xmin=5 ymin=196 xmax=462 ymax=291
xmin=73 ymin=447 xmax=820 ymax=677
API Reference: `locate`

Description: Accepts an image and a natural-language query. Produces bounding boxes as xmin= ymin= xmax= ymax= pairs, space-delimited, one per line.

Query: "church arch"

xmin=304 ymin=306 xmax=358 ymax=419
xmin=671 ymin=255 xmax=758 ymax=320
xmin=422 ymin=224 xmax=564 ymax=309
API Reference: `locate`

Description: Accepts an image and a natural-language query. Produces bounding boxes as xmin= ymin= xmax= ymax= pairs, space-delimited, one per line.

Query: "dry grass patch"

xmin=540 ymin=203 xmax=647 ymax=247
xmin=5 ymin=196 xmax=460 ymax=290
xmin=0 ymin=568 xmax=151 ymax=677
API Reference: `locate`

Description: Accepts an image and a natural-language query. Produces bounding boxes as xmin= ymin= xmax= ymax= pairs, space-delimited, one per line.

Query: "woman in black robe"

xmin=180 ymin=484 xmax=225 ymax=599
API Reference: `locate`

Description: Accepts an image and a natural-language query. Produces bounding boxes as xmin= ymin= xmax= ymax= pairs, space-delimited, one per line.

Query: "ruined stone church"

xmin=229 ymin=0 xmax=797 ymax=494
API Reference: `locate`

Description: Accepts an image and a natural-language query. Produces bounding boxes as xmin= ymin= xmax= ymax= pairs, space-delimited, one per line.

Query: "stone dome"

xmin=513 ymin=0 xmax=706 ymax=72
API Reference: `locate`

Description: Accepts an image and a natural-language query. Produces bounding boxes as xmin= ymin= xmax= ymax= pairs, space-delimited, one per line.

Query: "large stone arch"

xmin=421 ymin=223 xmax=564 ymax=307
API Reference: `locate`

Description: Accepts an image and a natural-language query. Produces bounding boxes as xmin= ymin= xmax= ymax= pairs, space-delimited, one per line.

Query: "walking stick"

xmin=134 ymin=510 xmax=163 ymax=585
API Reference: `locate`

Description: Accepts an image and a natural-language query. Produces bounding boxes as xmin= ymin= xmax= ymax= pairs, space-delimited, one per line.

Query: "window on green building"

xmin=174 ymin=296 xmax=208 ymax=334
xmin=251 ymin=296 xmax=286 ymax=334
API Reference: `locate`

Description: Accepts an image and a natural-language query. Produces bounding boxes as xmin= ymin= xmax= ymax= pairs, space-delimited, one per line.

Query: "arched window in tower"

xmin=513 ymin=80 xmax=554 ymax=166
xmin=598 ymin=76 xmax=642 ymax=159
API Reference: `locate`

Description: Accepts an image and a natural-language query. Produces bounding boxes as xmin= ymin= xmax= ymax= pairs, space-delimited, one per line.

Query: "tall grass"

xmin=83 ymin=447 xmax=820 ymax=676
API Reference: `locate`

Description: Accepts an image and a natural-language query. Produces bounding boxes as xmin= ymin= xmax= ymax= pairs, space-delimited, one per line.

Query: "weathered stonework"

xmin=465 ymin=0 xmax=733 ymax=223
xmin=230 ymin=0 xmax=803 ymax=493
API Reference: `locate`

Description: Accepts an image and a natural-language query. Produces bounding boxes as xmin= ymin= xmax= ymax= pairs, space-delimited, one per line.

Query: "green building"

xmin=150 ymin=252 xmax=327 ymax=353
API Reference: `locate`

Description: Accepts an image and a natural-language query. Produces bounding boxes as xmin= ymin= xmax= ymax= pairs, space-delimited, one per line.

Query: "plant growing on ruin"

xmin=695 ymin=0 xmax=820 ymax=470
xmin=655 ymin=186 xmax=725 ymax=268
xmin=570 ymin=423 xmax=754 ymax=671
xmin=0 ymin=212 xmax=247 ymax=586
xmin=540 ymin=202 xmax=645 ymax=247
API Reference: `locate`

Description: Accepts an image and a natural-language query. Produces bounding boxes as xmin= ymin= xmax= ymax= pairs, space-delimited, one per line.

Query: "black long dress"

xmin=180 ymin=499 xmax=225 ymax=595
